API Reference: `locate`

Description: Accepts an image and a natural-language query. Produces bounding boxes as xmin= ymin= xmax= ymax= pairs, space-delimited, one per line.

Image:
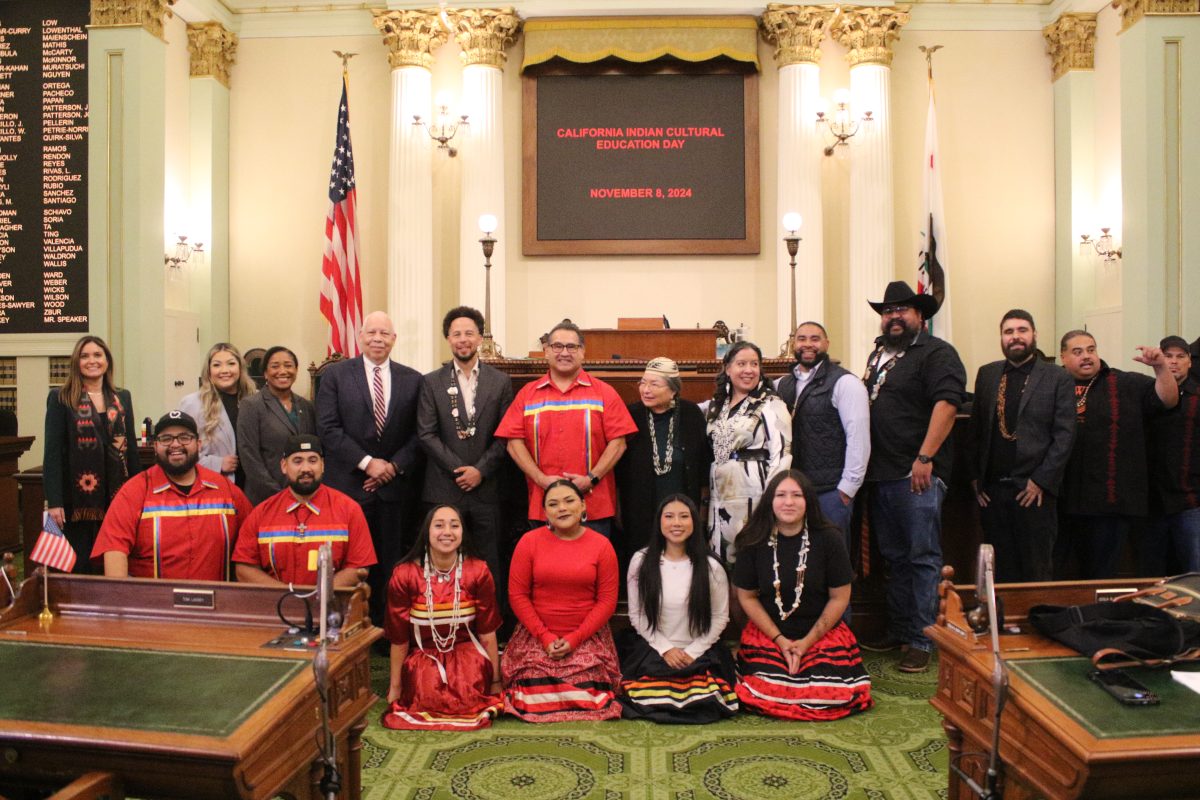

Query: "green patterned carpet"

xmin=361 ymin=650 xmax=947 ymax=800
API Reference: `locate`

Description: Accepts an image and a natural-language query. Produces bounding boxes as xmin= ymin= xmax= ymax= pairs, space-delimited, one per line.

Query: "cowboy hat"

xmin=867 ymin=281 xmax=940 ymax=318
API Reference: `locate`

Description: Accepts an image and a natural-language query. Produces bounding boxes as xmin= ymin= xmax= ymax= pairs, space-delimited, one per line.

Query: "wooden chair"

xmin=307 ymin=352 xmax=347 ymax=402
xmin=243 ymin=347 xmax=267 ymax=390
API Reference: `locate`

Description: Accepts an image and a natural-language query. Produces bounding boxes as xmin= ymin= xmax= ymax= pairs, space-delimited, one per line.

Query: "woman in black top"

xmin=731 ymin=469 xmax=872 ymax=720
xmin=43 ymin=335 xmax=140 ymax=572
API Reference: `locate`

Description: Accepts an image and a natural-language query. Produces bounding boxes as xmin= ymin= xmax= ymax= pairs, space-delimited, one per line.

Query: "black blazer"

xmin=43 ymin=388 xmax=140 ymax=510
xmin=237 ymin=389 xmax=317 ymax=505
xmin=616 ymin=399 xmax=711 ymax=547
xmin=416 ymin=361 xmax=514 ymax=505
xmin=315 ymin=356 xmax=423 ymax=504
xmin=968 ymin=358 xmax=1076 ymax=494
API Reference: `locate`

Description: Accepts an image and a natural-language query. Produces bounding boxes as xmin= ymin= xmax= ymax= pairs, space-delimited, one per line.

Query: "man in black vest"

xmin=775 ymin=322 xmax=870 ymax=539
xmin=968 ymin=310 xmax=1075 ymax=583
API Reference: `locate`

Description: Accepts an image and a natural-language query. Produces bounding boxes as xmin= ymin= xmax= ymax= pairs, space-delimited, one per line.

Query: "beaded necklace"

xmin=422 ymin=552 xmax=464 ymax=653
xmin=863 ymin=346 xmax=906 ymax=405
xmin=996 ymin=369 xmax=1028 ymax=442
xmin=1075 ymin=373 xmax=1100 ymax=416
xmin=769 ymin=527 xmax=810 ymax=621
xmin=647 ymin=405 xmax=677 ymax=476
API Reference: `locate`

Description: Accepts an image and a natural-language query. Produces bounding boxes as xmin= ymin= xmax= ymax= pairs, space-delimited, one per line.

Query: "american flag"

xmin=319 ymin=75 xmax=364 ymax=358
xmin=29 ymin=511 xmax=77 ymax=573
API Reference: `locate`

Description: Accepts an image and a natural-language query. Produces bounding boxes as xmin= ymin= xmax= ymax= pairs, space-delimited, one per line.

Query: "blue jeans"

xmin=1146 ymin=507 xmax=1200 ymax=574
xmin=871 ymin=477 xmax=945 ymax=652
xmin=817 ymin=489 xmax=854 ymax=624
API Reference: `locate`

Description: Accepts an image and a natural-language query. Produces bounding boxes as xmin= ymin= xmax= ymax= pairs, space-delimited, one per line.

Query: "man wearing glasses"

xmin=93 ymin=410 xmax=252 ymax=580
xmin=860 ymin=281 xmax=966 ymax=673
xmin=496 ymin=321 xmax=637 ymax=538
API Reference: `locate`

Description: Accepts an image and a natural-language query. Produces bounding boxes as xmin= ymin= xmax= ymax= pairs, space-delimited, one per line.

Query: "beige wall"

xmin=226 ymin=19 xmax=1058 ymax=393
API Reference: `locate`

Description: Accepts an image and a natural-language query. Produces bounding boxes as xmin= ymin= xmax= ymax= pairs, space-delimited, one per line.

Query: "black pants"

xmin=362 ymin=497 xmax=411 ymax=627
xmin=1055 ymin=514 xmax=1129 ymax=580
xmin=979 ymin=481 xmax=1057 ymax=582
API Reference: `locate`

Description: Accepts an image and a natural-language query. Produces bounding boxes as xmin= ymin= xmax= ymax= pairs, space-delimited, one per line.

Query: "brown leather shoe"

xmin=897 ymin=647 xmax=931 ymax=673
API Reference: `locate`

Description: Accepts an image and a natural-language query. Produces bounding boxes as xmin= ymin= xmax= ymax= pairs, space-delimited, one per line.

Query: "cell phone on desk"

xmin=1089 ymin=669 xmax=1160 ymax=706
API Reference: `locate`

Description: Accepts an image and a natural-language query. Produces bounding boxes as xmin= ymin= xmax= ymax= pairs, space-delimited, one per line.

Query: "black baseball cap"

xmin=153 ymin=410 xmax=198 ymax=437
xmin=1161 ymin=335 xmax=1190 ymax=353
xmin=282 ymin=433 xmax=323 ymax=458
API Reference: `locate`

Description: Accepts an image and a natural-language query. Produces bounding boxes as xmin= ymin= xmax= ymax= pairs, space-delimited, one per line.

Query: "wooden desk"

xmin=0 ymin=573 xmax=381 ymax=799
xmin=579 ymin=328 xmax=718 ymax=361
xmin=929 ymin=575 xmax=1200 ymax=799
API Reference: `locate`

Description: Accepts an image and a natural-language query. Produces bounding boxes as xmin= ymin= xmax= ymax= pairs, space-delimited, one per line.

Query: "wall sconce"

xmin=815 ymin=89 xmax=872 ymax=157
xmin=164 ymin=235 xmax=204 ymax=272
xmin=478 ymin=213 xmax=503 ymax=358
xmin=1079 ymin=228 xmax=1121 ymax=262
xmin=413 ymin=93 xmax=468 ymax=157
xmin=778 ymin=211 xmax=803 ymax=356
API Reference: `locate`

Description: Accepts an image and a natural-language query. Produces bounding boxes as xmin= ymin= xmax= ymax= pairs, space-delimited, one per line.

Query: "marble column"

xmin=1115 ymin=0 xmax=1200 ymax=351
xmin=759 ymin=4 xmax=836 ymax=355
xmin=449 ymin=8 xmax=520 ymax=357
xmin=87 ymin=0 xmax=171 ymax=410
xmin=373 ymin=10 xmax=448 ymax=370
xmin=832 ymin=6 xmax=909 ymax=370
xmin=1044 ymin=13 xmax=1098 ymax=338
xmin=186 ymin=21 xmax=237 ymax=347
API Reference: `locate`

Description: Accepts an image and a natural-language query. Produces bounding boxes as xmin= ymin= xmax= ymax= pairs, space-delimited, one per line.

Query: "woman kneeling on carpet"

xmin=381 ymin=505 xmax=503 ymax=731
xmin=732 ymin=469 xmax=872 ymax=720
xmin=503 ymin=479 xmax=622 ymax=722
xmin=619 ymin=494 xmax=739 ymax=723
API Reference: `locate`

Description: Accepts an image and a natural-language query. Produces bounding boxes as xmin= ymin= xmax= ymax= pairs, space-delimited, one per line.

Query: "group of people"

xmin=40 ymin=279 xmax=1198 ymax=726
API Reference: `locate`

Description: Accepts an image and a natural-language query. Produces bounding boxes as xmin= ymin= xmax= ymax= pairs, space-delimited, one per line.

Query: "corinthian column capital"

xmin=1114 ymin=0 xmax=1200 ymax=32
xmin=372 ymin=9 xmax=450 ymax=70
xmin=1042 ymin=13 xmax=1096 ymax=82
xmin=90 ymin=0 xmax=174 ymax=40
xmin=187 ymin=22 xmax=238 ymax=88
xmin=447 ymin=8 xmax=522 ymax=69
xmin=830 ymin=5 xmax=911 ymax=68
xmin=759 ymin=4 xmax=839 ymax=66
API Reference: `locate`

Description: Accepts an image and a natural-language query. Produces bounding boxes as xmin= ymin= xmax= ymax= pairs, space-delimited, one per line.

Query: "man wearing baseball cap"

xmin=1146 ymin=336 xmax=1200 ymax=573
xmin=233 ymin=433 xmax=376 ymax=587
xmin=93 ymin=410 xmax=253 ymax=580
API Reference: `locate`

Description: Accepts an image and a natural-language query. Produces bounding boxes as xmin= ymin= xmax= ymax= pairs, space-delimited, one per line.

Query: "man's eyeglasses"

xmin=546 ymin=343 xmax=582 ymax=353
xmin=155 ymin=433 xmax=197 ymax=445
xmin=881 ymin=305 xmax=913 ymax=316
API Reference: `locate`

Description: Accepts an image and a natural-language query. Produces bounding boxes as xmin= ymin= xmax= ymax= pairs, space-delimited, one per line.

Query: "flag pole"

xmin=333 ymin=50 xmax=356 ymax=78
xmin=38 ymin=565 xmax=53 ymax=627
xmin=919 ymin=44 xmax=943 ymax=82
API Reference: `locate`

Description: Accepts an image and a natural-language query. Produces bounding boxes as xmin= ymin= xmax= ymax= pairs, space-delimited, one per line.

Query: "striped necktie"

xmin=372 ymin=365 xmax=386 ymax=436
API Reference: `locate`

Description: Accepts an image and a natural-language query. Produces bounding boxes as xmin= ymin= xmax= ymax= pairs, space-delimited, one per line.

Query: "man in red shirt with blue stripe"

xmin=233 ymin=434 xmax=376 ymax=587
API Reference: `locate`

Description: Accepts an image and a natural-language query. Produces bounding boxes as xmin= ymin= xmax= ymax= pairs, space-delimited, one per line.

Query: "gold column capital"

xmin=187 ymin=22 xmax=238 ymax=88
xmin=1115 ymin=0 xmax=1200 ymax=32
xmin=759 ymin=4 xmax=839 ymax=66
xmin=90 ymin=0 xmax=175 ymax=41
xmin=447 ymin=8 xmax=522 ymax=69
xmin=830 ymin=4 xmax=911 ymax=68
xmin=1042 ymin=13 xmax=1096 ymax=82
xmin=372 ymin=9 xmax=450 ymax=70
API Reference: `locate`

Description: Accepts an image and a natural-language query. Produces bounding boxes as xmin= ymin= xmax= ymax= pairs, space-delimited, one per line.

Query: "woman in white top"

xmin=617 ymin=494 xmax=738 ymax=723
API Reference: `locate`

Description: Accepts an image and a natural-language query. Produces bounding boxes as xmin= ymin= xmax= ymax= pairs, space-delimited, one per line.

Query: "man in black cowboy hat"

xmin=860 ymin=281 xmax=966 ymax=672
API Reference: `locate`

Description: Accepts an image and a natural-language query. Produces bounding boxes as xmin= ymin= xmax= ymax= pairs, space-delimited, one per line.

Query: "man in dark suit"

xmin=417 ymin=306 xmax=514 ymax=584
xmin=968 ymin=309 xmax=1075 ymax=582
xmin=315 ymin=310 xmax=422 ymax=623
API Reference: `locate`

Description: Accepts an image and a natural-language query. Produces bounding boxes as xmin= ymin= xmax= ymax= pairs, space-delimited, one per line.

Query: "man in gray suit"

xmin=968 ymin=309 xmax=1075 ymax=582
xmin=417 ymin=306 xmax=514 ymax=583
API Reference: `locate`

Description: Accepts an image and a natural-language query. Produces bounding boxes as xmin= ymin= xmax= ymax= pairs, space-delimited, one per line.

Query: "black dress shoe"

xmin=859 ymin=634 xmax=907 ymax=652
xmin=898 ymin=647 xmax=932 ymax=673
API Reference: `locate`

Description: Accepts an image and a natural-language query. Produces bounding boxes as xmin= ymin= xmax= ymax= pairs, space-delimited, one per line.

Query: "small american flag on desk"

xmin=30 ymin=511 xmax=77 ymax=573
xmin=319 ymin=74 xmax=364 ymax=358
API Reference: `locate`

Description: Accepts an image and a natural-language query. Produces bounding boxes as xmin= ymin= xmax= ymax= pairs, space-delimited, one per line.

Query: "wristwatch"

xmin=916 ymin=454 xmax=933 ymax=464
xmin=587 ymin=471 xmax=601 ymax=487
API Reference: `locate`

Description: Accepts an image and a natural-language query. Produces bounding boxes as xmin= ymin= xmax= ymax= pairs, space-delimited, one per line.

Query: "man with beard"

xmin=967 ymin=310 xmax=1075 ymax=582
xmin=416 ymin=306 xmax=513 ymax=583
xmin=861 ymin=281 xmax=966 ymax=672
xmin=496 ymin=321 xmax=636 ymax=539
xmin=1146 ymin=336 xmax=1200 ymax=573
xmin=233 ymin=434 xmax=376 ymax=587
xmin=775 ymin=322 xmax=870 ymax=538
xmin=1056 ymin=331 xmax=1178 ymax=579
xmin=93 ymin=410 xmax=252 ymax=580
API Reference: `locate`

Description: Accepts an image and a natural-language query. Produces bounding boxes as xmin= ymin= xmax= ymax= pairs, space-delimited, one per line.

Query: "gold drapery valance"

xmin=521 ymin=16 xmax=760 ymax=71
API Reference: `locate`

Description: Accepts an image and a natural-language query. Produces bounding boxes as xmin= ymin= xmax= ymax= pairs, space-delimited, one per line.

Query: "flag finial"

xmin=918 ymin=44 xmax=943 ymax=81
xmin=333 ymin=50 xmax=357 ymax=74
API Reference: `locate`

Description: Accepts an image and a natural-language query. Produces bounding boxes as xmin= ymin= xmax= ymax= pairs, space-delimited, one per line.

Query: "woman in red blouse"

xmin=502 ymin=479 xmax=621 ymax=722
xmin=381 ymin=505 xmax=503 ymax=731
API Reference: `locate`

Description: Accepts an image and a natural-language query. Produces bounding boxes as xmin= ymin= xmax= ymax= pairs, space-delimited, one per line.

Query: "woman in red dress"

xmin=502 ymin=479 xmax=622 ymax=722
xmin=381 ymin=505 xmax=503 ymax=731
